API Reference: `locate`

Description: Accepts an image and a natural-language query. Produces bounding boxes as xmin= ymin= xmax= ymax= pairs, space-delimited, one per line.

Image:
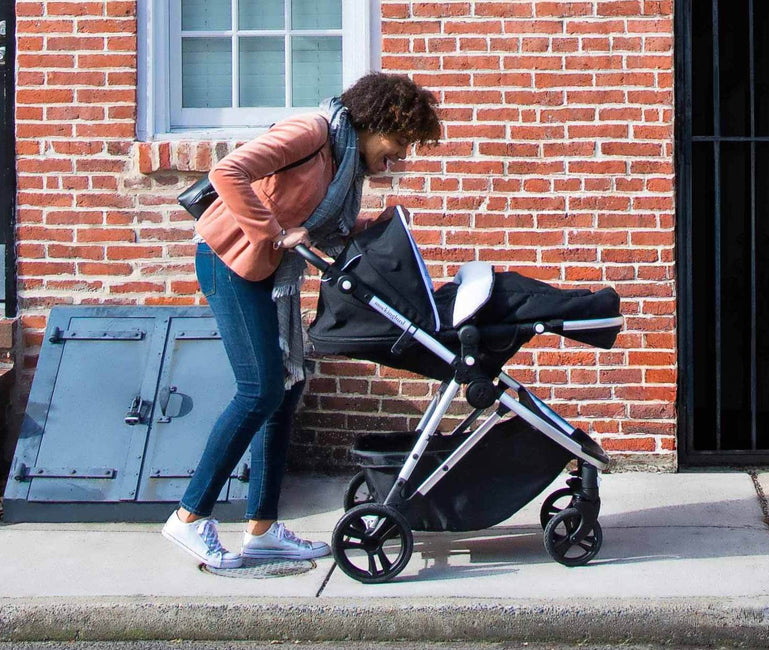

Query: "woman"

xmin=162 ymin=72 xmax=441 ymax=568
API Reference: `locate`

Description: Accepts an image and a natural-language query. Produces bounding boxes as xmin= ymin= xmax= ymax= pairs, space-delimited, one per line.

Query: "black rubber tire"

xmin=332 ymin=503 xmax=413 ymax=584
xmin=539 ymin=487 xmax=575 ymax=530
xmin=343 ymin=471 xmax=374 ymax=511
xmin=543 ymin=507 xmax=603 ymax=567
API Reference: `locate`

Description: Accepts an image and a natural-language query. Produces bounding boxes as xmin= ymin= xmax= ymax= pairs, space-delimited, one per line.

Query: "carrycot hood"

xmin=309 ymin=207 xmax=439 ymax=354
xmin=434 ymin=271 xmax=622 ymax=349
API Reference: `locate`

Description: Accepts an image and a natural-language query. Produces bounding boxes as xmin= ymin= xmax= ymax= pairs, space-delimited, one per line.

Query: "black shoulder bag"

xmin=178 ymin=122 xmax=329 ymax=220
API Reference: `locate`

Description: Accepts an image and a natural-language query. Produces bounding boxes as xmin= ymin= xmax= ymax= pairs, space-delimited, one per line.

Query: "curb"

xmin=2 ymin=597 xmax=769 ymax=645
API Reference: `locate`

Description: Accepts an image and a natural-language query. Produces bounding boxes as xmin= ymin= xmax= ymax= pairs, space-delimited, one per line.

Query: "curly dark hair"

xmin=341 ymin=72 xmax=441 ymax=145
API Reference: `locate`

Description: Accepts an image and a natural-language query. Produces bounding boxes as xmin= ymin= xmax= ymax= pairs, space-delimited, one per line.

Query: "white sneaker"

xmin=241 ymin=522 xmax=331 ymax=560
xmin=162 ymin=511 xmax=243 ymax=569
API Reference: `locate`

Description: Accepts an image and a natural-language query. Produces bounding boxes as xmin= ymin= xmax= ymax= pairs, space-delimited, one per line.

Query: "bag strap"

xmin=271 ymin=118 xmax=330 ymax=175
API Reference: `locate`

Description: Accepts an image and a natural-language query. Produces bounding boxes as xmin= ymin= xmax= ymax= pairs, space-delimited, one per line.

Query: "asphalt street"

xmin=0 ymin=641 xmax=758 ymax=650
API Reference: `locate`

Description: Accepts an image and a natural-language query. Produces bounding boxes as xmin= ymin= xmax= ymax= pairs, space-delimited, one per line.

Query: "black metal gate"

xmin=0 ymin=0 xmax=15 ymax=316
xmin=676 ymin=0 xmax=769 ymax=464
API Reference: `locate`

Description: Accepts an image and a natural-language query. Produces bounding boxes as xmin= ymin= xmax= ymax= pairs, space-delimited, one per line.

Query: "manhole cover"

xmin=200 ymin=557 xmax=316 ymax=579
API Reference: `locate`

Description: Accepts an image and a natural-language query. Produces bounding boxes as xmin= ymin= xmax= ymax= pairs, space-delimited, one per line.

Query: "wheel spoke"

xmin=377 ymin=549 xmax=392 ymax=572
xmin=343 ymin=526 xmax=366 ymax=541
xmin=342 ymin=541 xmax=364 ymax=550
xmin=367 ymin=553 xmax=379 ymax=576
xmin=553 ymin=534 xmax=571 ymax=554
xmin=375 ymin=520 xmax=399 ymax=541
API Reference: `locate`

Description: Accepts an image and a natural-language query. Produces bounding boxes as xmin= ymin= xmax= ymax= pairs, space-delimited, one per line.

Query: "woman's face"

xmin=358 ymin=131 xmax=410 ymax=174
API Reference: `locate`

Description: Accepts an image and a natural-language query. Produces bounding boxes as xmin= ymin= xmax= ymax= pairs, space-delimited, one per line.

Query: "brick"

xmin=109 ymin=282 xmax=166 ymax=294
xmin=78 ymin=262 xmax=133 ymax=276
xmin=476 ymin=2 xmax=533 ymax=17
xmin=48 ymin=244 xmax=104 ymax=260
xmin=601 ymin=437 xmax=656 ymax=452
xmin=47 ymin=2 xmax=104 ymax=16
xmin=106 ymin=245 xmax=164 ymax=260
xmin=597 ymin=1 xmax=642 ymax=16
xmin=536 ymin=2 xmax=594 ymax=17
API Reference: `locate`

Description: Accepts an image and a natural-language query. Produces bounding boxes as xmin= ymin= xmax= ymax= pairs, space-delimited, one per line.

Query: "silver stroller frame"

xmin=295 ymin=237 xmax=622 ymax=583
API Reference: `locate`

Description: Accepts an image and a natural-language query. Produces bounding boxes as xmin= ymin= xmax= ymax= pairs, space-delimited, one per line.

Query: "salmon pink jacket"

xmin=195 ymin=113 xmax=339 ymax=282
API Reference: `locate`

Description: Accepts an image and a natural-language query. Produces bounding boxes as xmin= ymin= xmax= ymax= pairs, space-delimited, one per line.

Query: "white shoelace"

xmin=274 ymin=522 xmax=311 ymax=549
xmin=198 ymin=518 xmax=227 ymax=556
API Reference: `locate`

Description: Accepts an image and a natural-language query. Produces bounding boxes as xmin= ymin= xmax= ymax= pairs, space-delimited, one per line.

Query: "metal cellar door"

xmin=4 ymin=307 xmax=249 ymax=521
xmin=677 ymin=0 xmax=769 ymax=464
xmin=137 ymin=316 xmax=244 ymax=504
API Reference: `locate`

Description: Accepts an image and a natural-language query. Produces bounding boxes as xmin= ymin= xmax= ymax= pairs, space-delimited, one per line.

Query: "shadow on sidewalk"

xmin=374 ymin=496 xmax=769 ymax=582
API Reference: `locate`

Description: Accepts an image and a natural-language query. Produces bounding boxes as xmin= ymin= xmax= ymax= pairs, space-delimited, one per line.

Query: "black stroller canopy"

xmin=309 ymin=207 xmax=622 ymax=379
xmin=310 ymin=208 xmax=440 ymax=344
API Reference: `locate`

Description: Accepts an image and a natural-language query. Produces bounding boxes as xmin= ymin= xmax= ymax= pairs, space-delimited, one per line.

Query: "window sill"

xmin=134 ymin=136 xmax=262 ymax=174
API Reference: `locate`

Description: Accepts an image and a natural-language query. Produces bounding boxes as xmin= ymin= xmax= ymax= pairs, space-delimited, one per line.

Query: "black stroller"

xmin=295 ymin=206 xmax=622 ymax=583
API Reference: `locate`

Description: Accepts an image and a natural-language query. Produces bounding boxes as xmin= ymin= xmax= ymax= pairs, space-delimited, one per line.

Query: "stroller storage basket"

xmin=352 ymin=417 xmax=574 ymax=532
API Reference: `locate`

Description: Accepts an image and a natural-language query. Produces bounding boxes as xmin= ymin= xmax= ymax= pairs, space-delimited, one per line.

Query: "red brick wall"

xmin=13 ymin=0 xmax=677 ymax=471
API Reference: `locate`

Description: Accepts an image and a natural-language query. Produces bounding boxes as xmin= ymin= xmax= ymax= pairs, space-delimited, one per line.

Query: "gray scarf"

xmin=272 ymin=97 xmax=365 ymax=387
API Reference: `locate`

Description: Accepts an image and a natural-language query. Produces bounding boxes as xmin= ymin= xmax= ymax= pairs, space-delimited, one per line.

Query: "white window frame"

xmin=137 ymin=0 xmax=381 ymax=140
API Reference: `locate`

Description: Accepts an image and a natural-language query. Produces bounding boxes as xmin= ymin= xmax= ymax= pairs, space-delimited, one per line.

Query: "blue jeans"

xmin=180 ymin=242 xmax=302 ymax=520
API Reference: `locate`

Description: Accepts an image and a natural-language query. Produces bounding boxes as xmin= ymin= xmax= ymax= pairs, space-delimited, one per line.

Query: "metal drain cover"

xmin=201 ymin=557 xmax=316 ymax=579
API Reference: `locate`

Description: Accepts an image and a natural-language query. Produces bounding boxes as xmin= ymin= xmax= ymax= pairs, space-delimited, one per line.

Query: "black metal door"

xmin=676 ymin=0 xmax=769 ymax=464
xmin=0 ymin=0 xmax=15 ymax=316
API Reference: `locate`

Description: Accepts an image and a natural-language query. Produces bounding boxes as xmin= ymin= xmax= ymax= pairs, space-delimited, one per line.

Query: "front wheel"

xmin=332 ymin=503 xmax=413 ymax=584
xmin=343 ymin=471 xmax=374 ymax=511
xmin=543 ymin=507 xmax=603 ymax=567
xmin=539 ymin=487 xmax=575 ymax=530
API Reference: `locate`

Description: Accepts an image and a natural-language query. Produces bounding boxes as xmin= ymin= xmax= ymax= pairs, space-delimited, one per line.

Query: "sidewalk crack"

xmin=315 ymin=561 xmax=336 ymax=597
xmin=749 ymin=471 xmax=769 ymax=529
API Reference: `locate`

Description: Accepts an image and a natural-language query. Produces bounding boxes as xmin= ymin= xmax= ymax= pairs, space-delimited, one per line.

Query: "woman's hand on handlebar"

xmin=273 ymin=227 xmax=310 ymax=250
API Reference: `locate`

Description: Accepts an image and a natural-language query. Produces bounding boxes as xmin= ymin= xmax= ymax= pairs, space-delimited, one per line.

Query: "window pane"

xmin=182 ymin=0 xmax=231 ymax=31
xmin=182 ymin=38 xmax=232 ymax=108
xmin=240 ymin=0 xmax=284 ymax=30
xmin=240 ymin=38 xmax=285 ymax=107
xmin=291 ymin=36 xmax=342 ymax=107
xmin=292 ymin=0 xmax=342 ymax=30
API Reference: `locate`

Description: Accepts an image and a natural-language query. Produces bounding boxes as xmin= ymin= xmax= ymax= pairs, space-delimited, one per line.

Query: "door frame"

xmin=0 ymin=0 xmax=16 ymax=317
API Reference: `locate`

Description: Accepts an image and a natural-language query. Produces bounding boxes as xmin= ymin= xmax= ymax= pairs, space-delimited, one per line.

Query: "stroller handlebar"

xmin=294 ymin=244 xmax=331 ymax=274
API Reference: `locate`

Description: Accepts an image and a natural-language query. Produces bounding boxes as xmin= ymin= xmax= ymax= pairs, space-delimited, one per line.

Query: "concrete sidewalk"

xmin=2 ymin=471 xmax=769 ymax=645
